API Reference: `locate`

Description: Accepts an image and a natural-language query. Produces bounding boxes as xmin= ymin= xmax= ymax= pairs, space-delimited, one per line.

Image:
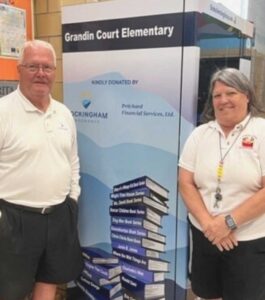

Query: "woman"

xmin=179 ymin=68 xmax=265 ymax=300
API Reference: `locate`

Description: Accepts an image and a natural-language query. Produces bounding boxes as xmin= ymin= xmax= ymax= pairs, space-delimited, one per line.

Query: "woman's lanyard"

xmin=214 ymin=117 xmax=251 ymax=208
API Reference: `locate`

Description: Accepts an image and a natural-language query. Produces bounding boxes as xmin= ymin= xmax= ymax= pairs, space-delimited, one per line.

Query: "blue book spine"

xmin=123 ymin=288 xmax=165 ymax=300
xmin=112 ymin=248 xmax=169 ymax=272
xmin=113 ymin=176 xmax=149 ymax=192
xmin=109 ymin=204 xmax=161 ymax=225
xmin=82 ymin=268 xmax=121 ymax=286
xmin=111 ymin=224 xmax=166 ymax=243
xmin=111 ymin=224 xmax=149 ymax=237
xmin=84 ymin=260 xmax=122 ymax=280
xmin=112 ymin=196 xmax=168 ymax=215
xmin=78 ymin=275 xmax=122 ymax=299
xmin=76 ymin=279 xmax=106 ymax=300
xmin=113 ymin=176 xmax=169 ymax=199
xmin=120 ymin=260 xmax=165 ymax=283
xmin=111 ymin=232 xmax=165 ymax=252
xmin=121 ymin=273 xmax=165 ymax=299
xmin=110 ymin=187 xmax=158 ymax=200
xmin=82 ymin=246 xmax=119 ymax=264
xmin=111 ymin=240 xmax=160 ymax=258
xmin=76 ymin=278 xmax=123 ymax=300
xmin=111 ymin=216 xmax=161 ymax=233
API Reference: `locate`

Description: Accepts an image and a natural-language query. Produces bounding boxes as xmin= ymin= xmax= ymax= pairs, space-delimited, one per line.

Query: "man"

xmin=0 ymin=40 xmax=83 ymax=300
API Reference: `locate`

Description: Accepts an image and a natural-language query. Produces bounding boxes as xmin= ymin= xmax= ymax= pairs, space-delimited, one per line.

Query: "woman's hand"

xmin=203 ymin=215 xmax=234 ymax=244
xmin=216 ymin=233 xmax=238 ymax=251
xmin=203 ymin=215 xmax=238 ymax=251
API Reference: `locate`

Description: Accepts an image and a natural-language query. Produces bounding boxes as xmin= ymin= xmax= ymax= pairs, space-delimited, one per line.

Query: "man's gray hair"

xmin=18 ymin=39 xmax=56 ymax=66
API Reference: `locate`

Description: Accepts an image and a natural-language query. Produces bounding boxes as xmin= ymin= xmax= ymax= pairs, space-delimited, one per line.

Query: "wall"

xmin=34 ymin=0 xmax=63 ymax=101
xmin=34 ymin=0 xmax=108 ymax=102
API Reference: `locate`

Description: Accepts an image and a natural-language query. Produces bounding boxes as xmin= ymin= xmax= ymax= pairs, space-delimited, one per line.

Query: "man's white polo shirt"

xmin=0 ymin=88 xmax=80 ymax=207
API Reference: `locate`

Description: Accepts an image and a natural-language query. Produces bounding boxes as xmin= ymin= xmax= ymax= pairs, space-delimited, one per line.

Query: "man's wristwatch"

xmin=225 ymin=214 xmax=237 ymax=230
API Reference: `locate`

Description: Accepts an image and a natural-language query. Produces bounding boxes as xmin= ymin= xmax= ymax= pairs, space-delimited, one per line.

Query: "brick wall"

xmin=34 ymin=0 xmax=63 ymax=101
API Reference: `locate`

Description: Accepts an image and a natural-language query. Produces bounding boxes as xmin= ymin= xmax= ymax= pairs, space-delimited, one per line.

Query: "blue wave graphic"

xmin=65 ymin=72 xmax=179 ymax=152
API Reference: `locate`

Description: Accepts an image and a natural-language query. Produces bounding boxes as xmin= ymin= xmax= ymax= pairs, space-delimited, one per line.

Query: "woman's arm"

xmin=231 ymin=176 xmax=265 ymax=227
xmin=179 ymin=167 xmax=238 ymax=250
xmin=205 ymin=177 xmax=265 ymax=248
xmin=179 ymin=167 xmax=213 ymax=231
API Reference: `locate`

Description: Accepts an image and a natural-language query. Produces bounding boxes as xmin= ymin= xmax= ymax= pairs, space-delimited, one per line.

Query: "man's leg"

xmin=32 ymin=283 xmax=57 ymax=300
xmin=0 ymin=203 xmax=42 ymax=300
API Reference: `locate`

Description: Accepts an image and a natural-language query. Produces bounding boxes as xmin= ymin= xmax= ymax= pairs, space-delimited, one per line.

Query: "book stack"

xmin=109 ymin=176 xmax=169 ymax=300
xmin=76 ymin=247 xmax=123 ymax=300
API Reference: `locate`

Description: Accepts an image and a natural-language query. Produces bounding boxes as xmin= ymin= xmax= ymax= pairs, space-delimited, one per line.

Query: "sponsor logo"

xmin=71 ymin=92 xmax=108 ymax=122
xmin=82 ymin=99 xmax=91 ymax=109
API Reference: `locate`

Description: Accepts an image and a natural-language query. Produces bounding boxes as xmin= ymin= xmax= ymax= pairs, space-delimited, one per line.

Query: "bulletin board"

xmin=0 ymin=0 xmax=33 ymax=80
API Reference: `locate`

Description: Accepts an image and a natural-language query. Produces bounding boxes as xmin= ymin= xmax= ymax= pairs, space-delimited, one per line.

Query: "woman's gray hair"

xmin=18 ymin=39 xmax=56 ymax=66
xmin=201 ymin=68 xmax=265 ymax=123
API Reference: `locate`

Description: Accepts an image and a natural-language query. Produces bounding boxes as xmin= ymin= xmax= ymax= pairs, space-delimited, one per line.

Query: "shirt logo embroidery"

xmin=58 ymin=122 xmax=68 ymax=131
xmin=241 ymin=135 xmax=255 ymax=148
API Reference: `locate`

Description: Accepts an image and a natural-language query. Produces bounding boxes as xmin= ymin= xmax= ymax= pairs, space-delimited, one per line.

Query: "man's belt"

xmin=0 ymin=198 xmax=64 ymax=215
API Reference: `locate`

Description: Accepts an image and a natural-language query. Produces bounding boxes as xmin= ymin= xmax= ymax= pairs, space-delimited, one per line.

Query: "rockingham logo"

xmin=82 ymin=99 xmax=91 ymax=109
xmin=71 ymin=92 xmax=108 ymax=121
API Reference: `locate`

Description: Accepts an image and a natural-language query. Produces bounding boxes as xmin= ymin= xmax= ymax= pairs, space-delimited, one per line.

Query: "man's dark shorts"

xmin=190 ymin=223 xmax=265 ymax=300
xmin=0 ymin=196 xmax=84 ymax=300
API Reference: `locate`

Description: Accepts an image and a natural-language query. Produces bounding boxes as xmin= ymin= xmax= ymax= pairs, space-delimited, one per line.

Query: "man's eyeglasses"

xmin=20 ymin=64 xmax=56 ymax=74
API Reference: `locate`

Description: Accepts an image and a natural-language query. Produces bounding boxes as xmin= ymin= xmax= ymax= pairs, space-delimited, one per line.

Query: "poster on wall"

xmin=0 ymin=3 xmax=26 ymax=57
xmin=0 ymin=0 xmax=33 ymax=88
xmin=62 ymin=0 xmax=199 ymax=299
